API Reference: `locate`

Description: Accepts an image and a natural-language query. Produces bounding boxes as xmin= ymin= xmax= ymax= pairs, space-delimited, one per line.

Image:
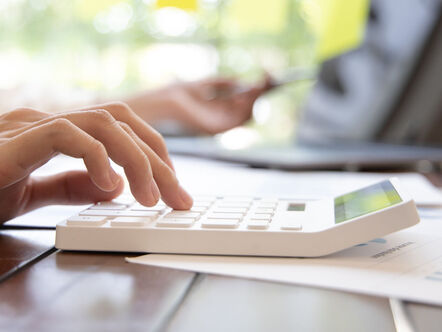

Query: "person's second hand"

xmin=206 ymin=68 xmax=317 ymax=101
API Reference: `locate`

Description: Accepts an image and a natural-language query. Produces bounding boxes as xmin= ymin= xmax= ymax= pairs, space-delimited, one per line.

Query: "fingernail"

xmin=178 ymin=185 xmax=193 ymax=207
xmin=150 ymin=180 xmax=160 ymax=203
xmin=109 ymin=170 xmax=121 ymax=186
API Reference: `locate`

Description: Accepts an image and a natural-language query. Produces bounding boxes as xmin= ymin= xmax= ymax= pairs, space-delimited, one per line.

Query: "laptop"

xmin=166 ymin=0 xmax=442 ymax=171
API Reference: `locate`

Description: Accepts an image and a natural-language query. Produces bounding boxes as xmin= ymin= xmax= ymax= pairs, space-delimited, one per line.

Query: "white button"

xmin=130 ymin=203 xmax=166 ymax=212
xmin=256 ymin=202 xmax=278 ymax=208
xmin=112 ymin=195 xmax=136 ymax=205
xmin=212 ymin=207 xmax=248 ymax=214
xmin=247 ymin=220 xmax=269 ymax=229
xmin=217 ymin=202 xmax=251 ymax=208
xmin=165 ymin=211 xmax=200 ymax=219
xmin=90 ymin=202 xmax=128 ymax=210
xmin=190 ymin=206 xmax=208 ymax=212
xmin=222 ymin=196 xmax=254 ymax=202
xmin=201 ymin=219 xmax=239 ymax=228
xmin=156 ymin=218 xmax=194 ymax=227
xmin=110 ymin=217 xmax=151 ymax=227
xmin=250 ymin=213 xmax=272 ymax=221
xmin=280 ymin=221 xmax=302 ymax=230
xmin=80 ymin=210 xmax=159 ymax=217
xmin=254 ymin=208 xmax=274 ymax=214
xmin=207 ymin=213 xmax=243 ymax=220
xmin=67 ymin=216 xmax=107 ymax=226
xmin=193 ymin=201 xmax=213 ymax=207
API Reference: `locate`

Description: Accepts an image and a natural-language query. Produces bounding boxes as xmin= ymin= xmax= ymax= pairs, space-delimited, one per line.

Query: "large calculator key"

xmin=201 ymin=219 xmax=239 ymax=228
xmin=80 ymin=210 xmax=159 ymax=217
xmin=165 ymin=211 xmax=201 ymax=219
xmin=156 ymin=218 xmax=194 ymax=227
xmin=206 ymin=213 xmax=243 ymax=220
xmin=90 ymin=202 xmax=128 ymax=210
xmin=110 ymin=217 xmax=152 ymax=227
xmin=280 ymin=221 xmax=302 ymax=230
xmin=247 ymin=220 xmax=269 ymax=229
xmin=67 ymin=216 xmax=107 ymax=226
xmin=212 ymin=207 xmax=248 ymax=214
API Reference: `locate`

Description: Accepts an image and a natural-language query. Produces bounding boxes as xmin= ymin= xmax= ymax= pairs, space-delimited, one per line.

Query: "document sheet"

xmin=127 ymin=218 xmax=442 ymax=305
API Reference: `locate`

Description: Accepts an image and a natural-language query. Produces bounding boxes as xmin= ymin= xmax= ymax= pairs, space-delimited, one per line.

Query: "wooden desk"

xmin=1 ymin=172 xmax=442 ymax=331
xmin=1 ymin=230 xmax=441 ymax=331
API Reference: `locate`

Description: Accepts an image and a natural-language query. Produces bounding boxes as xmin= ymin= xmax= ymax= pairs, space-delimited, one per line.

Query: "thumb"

xmin=24 ymin=170 xmax=124 ymax=213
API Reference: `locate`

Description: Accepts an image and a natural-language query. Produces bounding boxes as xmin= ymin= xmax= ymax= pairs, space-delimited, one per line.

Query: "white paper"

xmin=127 ymin=218 xmax=442 ymax=306
xmin=172 ymin=156 xmax=442 ymax=206
xmin=6 ymin=154 xmax=442 ymax=228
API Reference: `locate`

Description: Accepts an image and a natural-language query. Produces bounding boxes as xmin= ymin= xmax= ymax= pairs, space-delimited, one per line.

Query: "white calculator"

xmin=55 ymin=178 xmax=420 ymax=257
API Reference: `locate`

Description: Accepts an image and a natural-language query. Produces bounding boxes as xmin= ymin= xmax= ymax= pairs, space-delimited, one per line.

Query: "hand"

xmin=125 ymin=77 xmax=273 ymax=135
xmin=0 ymin=102 xmax=193 ymax=223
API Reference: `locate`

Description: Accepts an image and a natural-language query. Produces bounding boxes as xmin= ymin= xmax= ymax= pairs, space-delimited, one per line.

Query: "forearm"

xmin=123 ymin=88 xmax=178 ymax=124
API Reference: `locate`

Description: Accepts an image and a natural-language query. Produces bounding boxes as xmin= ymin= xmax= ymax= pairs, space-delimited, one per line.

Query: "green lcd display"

xmin=334 ymin=180 xmax=402 ymax=224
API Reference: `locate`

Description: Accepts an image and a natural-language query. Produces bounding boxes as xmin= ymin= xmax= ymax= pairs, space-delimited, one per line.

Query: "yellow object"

xmin=155 ymin=0 xmax=198 ymax=11
xmin=226 ymin=0 xmax=289 ymax=34
xmin=303 ymin=0 xmax=369 ymax=60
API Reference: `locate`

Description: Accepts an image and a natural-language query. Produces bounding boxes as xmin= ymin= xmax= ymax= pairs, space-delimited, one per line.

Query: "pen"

xmin=206 ymin=67 xmax=317 ymax=100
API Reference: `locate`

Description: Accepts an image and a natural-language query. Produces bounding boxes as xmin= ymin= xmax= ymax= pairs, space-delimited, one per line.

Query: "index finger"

xmin=74 ymin=102 xmax=175 ymax=171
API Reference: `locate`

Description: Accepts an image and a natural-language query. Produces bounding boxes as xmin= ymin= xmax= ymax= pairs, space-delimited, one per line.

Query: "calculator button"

xmin=156 ymin=218 xmax=194 ymax=227
xmin=212 ymin=207 xmax=248 ymax=214
xmin=130 ymin=203 xmax=166 ymax=212
xmin=206 ymin=213 xmax=243 ymax=220
xmin=259 ymin=198 xmax=278 ymax=203
xmin=110 ymin=217 xmax=151 ymax=227
xmin=250 ymin=213 xmax=272 ymax=221
xmin=193 ymin=201 xmax=213 ymax=207
xmin=222 ymin=196 xmax=253 ymax=202
xmin=165 ymin=211 xmax=201 ymax=219
xmin=190 ymin=206 xmax=208 ymax=213
xmin=111 ymin=195 xmax=136 ymax=205
xmin=280 ymin=221 xmax=302 ymax=230
xmin=256 ymin=202 xmax=278 ymax=208
xmin=254 ymin=208 xmax=274 ymax=214
xmin=80 ymin=210 xmax=159 ymax=217
xmin=67 ymin=216 xmax=107 ymax=226
xmin=247 ymin=220 xmax=269 ymax=229
xmin=216 ymin=202 xmax=251 ymax=208
xmin=202 ymin=219 xmax=239 ymax=228
xmin=91 ymin=202 xmax=128 ymax=210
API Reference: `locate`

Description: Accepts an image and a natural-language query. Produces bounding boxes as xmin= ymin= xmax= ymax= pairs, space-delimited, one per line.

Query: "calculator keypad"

xmin=66 ymin=196 xmax=305 ymax=231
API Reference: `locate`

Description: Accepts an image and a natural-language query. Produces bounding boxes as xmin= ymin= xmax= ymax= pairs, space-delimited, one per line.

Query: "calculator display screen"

xmin=334 ymin=180 xmax=402 ymax=224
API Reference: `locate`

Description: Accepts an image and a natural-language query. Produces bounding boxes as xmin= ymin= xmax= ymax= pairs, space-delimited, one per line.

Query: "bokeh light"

xmin=0 ymin=0 xmax=317 ymax=145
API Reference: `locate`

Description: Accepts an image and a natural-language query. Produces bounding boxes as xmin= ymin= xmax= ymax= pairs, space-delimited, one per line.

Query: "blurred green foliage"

xmin=0 ymin=0 xmax=316 ymax=143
